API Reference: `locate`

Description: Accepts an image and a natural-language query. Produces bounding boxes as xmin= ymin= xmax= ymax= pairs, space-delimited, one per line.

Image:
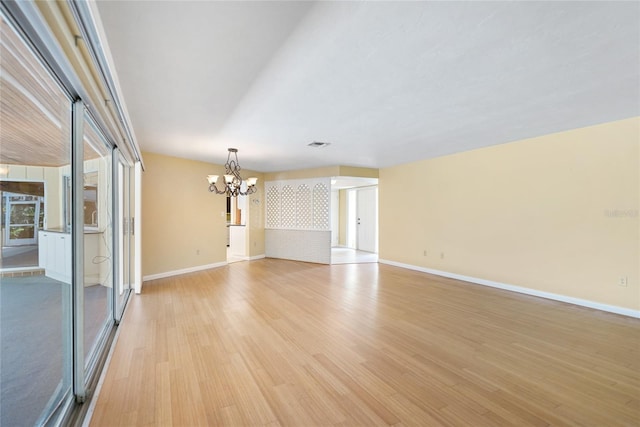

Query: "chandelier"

xmin=207 ymin=148 xmax=258 ymax=197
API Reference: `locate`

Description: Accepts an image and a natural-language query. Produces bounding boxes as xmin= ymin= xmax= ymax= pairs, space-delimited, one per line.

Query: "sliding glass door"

xmin=1 ymin=6 xmax=135 ymax=423
xmin=0 ymin=12 xmax=73 ymax=426
xmin=80 ymin=113 xmax=114 ymax=377
xmin=115 ymin=153 xmax=133 ymax=321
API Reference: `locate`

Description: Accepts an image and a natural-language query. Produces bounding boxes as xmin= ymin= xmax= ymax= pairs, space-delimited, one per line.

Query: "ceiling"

xmin=95 ymin=1 xmax=639 ymax=173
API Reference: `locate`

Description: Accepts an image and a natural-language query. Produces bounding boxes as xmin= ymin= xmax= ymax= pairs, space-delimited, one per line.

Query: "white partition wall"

xmin=265 ymin=178 xmax=331 ymax=264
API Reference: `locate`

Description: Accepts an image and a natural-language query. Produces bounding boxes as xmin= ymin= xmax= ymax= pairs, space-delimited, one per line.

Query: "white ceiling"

xmin=95 ymin=1 xmax=639 ymax=172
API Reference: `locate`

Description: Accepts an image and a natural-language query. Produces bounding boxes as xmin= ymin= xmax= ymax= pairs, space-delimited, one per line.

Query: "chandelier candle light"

xmin=207 ymin=148 xmax=258 ymax=197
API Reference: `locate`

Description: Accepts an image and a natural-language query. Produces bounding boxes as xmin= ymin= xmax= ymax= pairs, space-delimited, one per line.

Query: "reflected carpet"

xmin=0 ymin=275 xmax=108 ymax=427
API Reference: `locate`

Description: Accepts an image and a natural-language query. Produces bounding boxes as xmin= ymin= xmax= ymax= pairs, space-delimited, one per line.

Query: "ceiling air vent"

xmin=308 ymin=141 xmax=331 ymax=148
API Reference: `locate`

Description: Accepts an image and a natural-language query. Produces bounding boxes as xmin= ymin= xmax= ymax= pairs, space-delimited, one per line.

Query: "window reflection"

xmin=82 ymin=118 xmax=113 ymax=367
xmin=0 ymin=12 xmax=73 ymax=427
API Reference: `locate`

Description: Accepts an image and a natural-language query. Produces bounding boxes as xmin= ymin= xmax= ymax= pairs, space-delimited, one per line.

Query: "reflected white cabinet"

xmin=38 ymin=230 xmax=71 ymax=283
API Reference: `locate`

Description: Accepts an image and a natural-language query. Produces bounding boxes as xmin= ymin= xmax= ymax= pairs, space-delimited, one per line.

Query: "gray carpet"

xmin=0 ymin=246 xmax=39 ymax=269
xmin=0 ymin=275 xmax=109 ymax=427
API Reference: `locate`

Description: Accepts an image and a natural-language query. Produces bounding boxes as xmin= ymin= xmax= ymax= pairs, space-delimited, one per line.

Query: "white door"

xmin=356 ymin=187 xmax=377 ymax=253
xmin=331 ymin=191 xmax=339 ymax=246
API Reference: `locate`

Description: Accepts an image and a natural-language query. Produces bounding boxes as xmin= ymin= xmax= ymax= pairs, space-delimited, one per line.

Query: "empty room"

xmin=0 ymin=1 xmax=638 ymax=426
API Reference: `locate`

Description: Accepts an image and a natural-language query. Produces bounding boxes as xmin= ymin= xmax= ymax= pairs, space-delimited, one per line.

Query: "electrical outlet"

xmin=440 ymin=252 xmax=444 ymax=259
xmin=423 ymin=250 xmax=427 ymax=256
xmin=196 ymin=249 xmax=200 ymax=255
xmin=618 ymin=277 xmax=628 ymax=287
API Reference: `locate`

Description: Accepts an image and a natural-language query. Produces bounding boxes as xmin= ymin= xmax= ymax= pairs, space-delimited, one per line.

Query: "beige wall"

xmin=141 ymin=152 xmax=266 ymax=276
xmin=244 ymin=171 xmax=265 ymax=258
xmin=264 ymin=166 xmax=340 ymax=181
xmin=141 ymin=152 xmax=227 ymax=277
xmin=338 ymin=166 xmax=379 ymax=178
xmin=264 ymin=165 xmax=378 ymax=181
xmin=338 ymin=189 xmax=347 ymax=246
xmin=379 ymin=117 xmax=639 ymax=311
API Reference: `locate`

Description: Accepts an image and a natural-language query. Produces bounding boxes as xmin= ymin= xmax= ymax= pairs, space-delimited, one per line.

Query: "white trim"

xmin=228 ymin=254 xmax=265 ymax=262
xmin=142 ymin=261 xmax=227 ymax=282
xmin=133 ymin=162 xmax=142 ymax=294
xmin=378 ymin=259 xmax=640 ymax=319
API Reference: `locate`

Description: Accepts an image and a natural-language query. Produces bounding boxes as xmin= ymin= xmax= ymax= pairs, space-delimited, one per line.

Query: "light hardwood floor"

xmin=90 ymin=259 xmax=640 ymax=426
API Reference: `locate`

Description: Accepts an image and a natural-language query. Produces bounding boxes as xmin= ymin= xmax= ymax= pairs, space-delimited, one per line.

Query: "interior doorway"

xmin=355 ymin=186 xmax=378 ymax=253
xmin=330 ymin=177 xmax=378 ymax=264
xmin=227 ymin=186 xmax=249 ymax=264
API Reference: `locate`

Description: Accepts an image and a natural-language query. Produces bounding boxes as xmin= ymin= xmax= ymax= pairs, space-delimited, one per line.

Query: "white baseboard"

xmin=143 ymin=261 xmax=227 ymax=282
xmin=378 ymin=259 xmax=640 ymax=319
xmin=248 ymin=254 xmax=265 ymax=261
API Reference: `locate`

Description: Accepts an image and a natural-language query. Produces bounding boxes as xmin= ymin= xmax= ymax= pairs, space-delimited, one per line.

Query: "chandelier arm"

xmin=209 ymin=183 xmax=226 ymax=194
xmin=238 ymin=186 xmax=257 ymax=196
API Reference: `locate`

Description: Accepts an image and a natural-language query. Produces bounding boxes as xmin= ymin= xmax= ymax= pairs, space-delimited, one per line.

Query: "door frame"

xmin=331 ymin=190 xmax=339 ymax=247
xmin=5 ymin=198 xmax=39 ymax=246
xmin=113 ymin=151 xmax=133 ymax=322
xmin=345 ymin=186 xmax=379 ymax=253
xmin=355 ymin=186 xmax=378 ymax=253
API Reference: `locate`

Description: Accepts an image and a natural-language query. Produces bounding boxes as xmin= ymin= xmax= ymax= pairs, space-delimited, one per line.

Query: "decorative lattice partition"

xmin=264 ymin=178 xmax=332 ymax=264
xmin=265 ymin=178 xmax=331 ymax=231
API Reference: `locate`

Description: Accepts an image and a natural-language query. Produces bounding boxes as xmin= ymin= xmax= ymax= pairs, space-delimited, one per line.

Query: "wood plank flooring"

xmin=90 ymin=259 xmax=640 ymax=426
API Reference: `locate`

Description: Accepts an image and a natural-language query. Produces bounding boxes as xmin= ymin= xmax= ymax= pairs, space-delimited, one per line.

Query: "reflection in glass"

xmin=82 ymin=118 xmax=113 ymax=366
xmin=84 ymin=171 xmax=98 ymax=227
xmin=0 ymin=12 xmax=72 ymax=427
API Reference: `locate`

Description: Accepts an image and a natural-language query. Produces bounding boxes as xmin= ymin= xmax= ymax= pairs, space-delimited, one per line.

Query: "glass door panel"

xmin=115 ymin=156 xmax=132 ymax=321
xmin=81 ymin=115 xmax=113 ymax=369
xmin=0 ymin=12 xmax=72 ymax=426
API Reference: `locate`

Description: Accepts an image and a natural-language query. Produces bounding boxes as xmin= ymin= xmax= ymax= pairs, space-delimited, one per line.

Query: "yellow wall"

xmin=264 ymin=166 xmax=340 ymax=181
xmin=338 ymin=166 xmax=379 ymax=178
xmin=338 ymin=189 xmax=347 ymax=246
xmin=244 ymin=171 xmax=265 ymax=258
xmin=264 ymin=165 xmax=378 ymax=181
xmin=141 ymin=152 xmax=227 ymax=277
xmin=141 ymin=152 xmax=265 ymax=276
xmin=379 ymin=117 xmax=640 ymax=311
